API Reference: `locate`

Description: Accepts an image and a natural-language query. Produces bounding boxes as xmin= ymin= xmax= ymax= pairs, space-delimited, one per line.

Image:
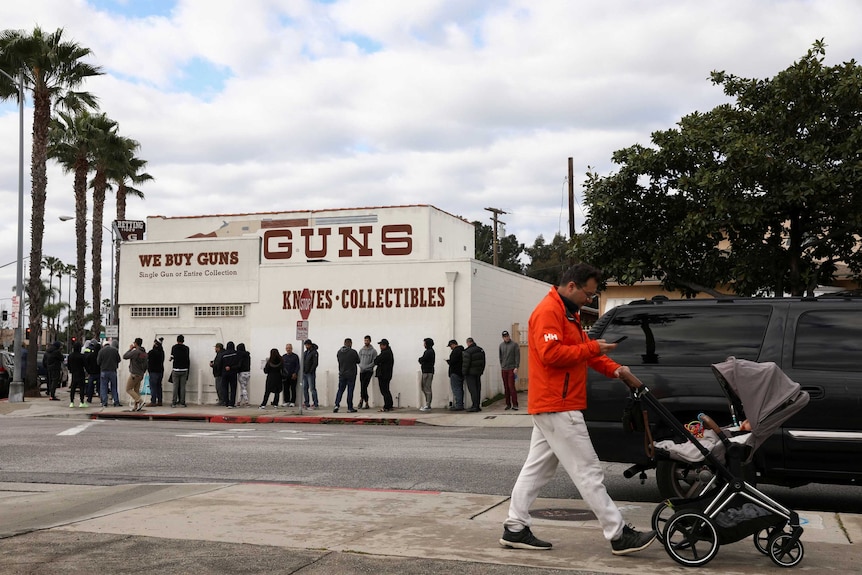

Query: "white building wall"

xmin=468 ymin=260 xmax=549 ymax=399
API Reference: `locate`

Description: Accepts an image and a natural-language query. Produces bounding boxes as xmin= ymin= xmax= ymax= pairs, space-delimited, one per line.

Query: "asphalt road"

xmin=0 ymin=418 xmax=859 ymax=514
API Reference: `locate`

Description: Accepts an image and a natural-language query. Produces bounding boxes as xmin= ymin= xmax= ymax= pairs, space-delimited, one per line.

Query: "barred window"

xmin=194 ymin=305 xmax=245 ymax=317
xmin=130 ymin=306 xmax=179 ymax=318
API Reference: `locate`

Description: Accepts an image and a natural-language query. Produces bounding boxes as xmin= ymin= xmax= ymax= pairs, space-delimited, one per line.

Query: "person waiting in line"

xmin=499 ymin=330 xmax=520 ymax=410
xmin=44 ymin=341 xmax=64 ymax=401
xmin=83 ymin=339 xmax=101 ymax=405
xmin=260 ymin=348 xmax=283 ymax=409
xmin=66 ymin=341 xmax=87 ymax=408
xmin=221 ymin=341 xmax=239 ymax=408
xmin=280 ymin=343 xmax=300 ymax=407
xmin=357 ymin=335 xmax=377 ymax=410
xmin=446 ymin=339 xmax=465 ymax=411
xmin=147 ymin=337 xmax=165 ymax=407
xmin=418 ymin=338 xmax=435 ymax=411
xmin=97 ymin=340 xmax=122 ymax=407
xmin=170 ymin=334 xmax=190 ymax=408
xmin=373 ymin=338 xmax=394 ymax=412
xmin=462 ymin=337 xmax=486 ymax=412
xmin=123 ymin=337 xmax=148 ymax=412
xmin=302 ymin=339 xmax=319 ymax=410
xmin=334 ymin=337 xmax=360 ymax=413
xmin=211 ymin=343 xmax=225 ymax=406
xmin=236 ymin=343 xmax=251 ymax=407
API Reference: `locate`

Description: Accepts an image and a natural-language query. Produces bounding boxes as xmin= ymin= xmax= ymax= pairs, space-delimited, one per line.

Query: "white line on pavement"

xmin=57 ymin=421 xmax=104 ymax=436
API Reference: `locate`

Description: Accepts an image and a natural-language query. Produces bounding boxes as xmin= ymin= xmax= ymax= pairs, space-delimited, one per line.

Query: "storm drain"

xmin=532 ymin=508 xmax=597 ymax=521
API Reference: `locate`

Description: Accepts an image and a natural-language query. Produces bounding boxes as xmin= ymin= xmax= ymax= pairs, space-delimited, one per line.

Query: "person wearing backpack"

xmin=122 ymin=337 xmax=149 ymax=412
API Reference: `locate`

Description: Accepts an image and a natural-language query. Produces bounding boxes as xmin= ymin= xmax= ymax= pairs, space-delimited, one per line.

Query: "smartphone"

xmin=611 ymin=336 xmax=628 ymax=344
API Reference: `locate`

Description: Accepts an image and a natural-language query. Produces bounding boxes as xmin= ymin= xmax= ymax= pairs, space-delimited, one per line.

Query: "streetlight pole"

xmin=1 ymin=68 xmax=26 ymax=403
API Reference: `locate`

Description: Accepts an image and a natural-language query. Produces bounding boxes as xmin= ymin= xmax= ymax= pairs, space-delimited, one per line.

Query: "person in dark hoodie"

xmin=418 ymin=338 xmax=435 ymax=411
xmin=259 ymin=348 xmax=283 ymax=409
xmin=221 ymin=341 xmax=239 ymax=408
xmin=66 ymin=341 xmax=87 ymax=408
xmin=44 ymin=342 xmax=64 ymax=400
xmin=462 ymin=337 xmax=486 ymax=412
xmin=280 ymin=343 xmax=300 ymax=407
xmin=236 ymin=343 xmax=251 ymax=407
xmin=148 ymin=337 xmax=165 ymax=407
xmin=302 ymin=339 xmax=319 ymax=409
xmin=334 ymin=337 xmax=360 ymax=413
xmin=170 ymin=335 xmax=190 ymax=407
xmin=83 ymin=340 xmax=101 ymax=406
xmin=373 ymin=339 xmax=394 ymax=412
xmin=446 ymin=339 xmax=465 ymax=411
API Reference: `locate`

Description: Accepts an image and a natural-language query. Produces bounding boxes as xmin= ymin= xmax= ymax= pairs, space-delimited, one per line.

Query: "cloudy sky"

xmin=1 ymin=0 xmax=862 ymax=313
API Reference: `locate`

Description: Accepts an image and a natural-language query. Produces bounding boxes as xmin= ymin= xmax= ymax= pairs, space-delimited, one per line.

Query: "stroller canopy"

xmin=712 ymin=357 xmax=810 ymax=456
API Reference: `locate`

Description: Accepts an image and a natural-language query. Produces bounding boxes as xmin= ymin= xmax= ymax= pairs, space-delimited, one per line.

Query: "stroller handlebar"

xmin=619 ymin=370 xmax=643 ymax=390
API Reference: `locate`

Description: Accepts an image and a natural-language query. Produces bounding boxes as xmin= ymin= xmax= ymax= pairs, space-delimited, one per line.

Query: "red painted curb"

xmin=88 ymin=412 xmax=417 ymax=425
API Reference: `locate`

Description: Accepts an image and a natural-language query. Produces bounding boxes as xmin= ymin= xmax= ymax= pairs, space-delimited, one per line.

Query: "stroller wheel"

xmin=651 ymin=500 xmax=674 ymax=543
xmin=664 ymin=511 xmax=720 ymax=567
xmin=753 ymin=527 xmax=776 ymax=555
xmin=656 ymin=460 xmax=714 ymax=499
xmin=768 ymin=533 xmax=804 ymax=568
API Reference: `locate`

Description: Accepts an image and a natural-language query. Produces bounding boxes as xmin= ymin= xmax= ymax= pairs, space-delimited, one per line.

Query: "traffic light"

xmin=1 ymin=310 xmax=6 ymax=321
xmin=71 ymin=336 xmax=77 ymax=346
xmin=25 ymin=327 xmax=31 ymax=340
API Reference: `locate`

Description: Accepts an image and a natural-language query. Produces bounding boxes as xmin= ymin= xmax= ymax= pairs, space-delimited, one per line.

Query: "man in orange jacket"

xmin=500 ymin=263 xmax=657 ymax=556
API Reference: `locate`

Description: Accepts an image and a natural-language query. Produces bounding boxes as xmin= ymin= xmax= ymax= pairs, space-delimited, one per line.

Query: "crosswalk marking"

xmin=57 ymin=421 xmax=104 ymax=436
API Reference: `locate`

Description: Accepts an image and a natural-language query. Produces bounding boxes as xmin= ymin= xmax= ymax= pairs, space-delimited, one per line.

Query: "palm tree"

xmin=42 ymin=255 xmax=63 ymax=309
xmin=0 ymin=26 xmax=102 ymax=394
xmin=108 ymin=137 xmax=152 ymax=322
xmin=88 ymin=115 xmax=123 ymax=332
xmin=49 ymin=110 xmax=110 ymax=339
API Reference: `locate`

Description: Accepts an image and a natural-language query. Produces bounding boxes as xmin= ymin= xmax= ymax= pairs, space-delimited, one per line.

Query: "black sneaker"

xmin=499 ymin=526 xmax=552 ymax=550
xmin=611 ymin=524 xmax=657 ymax=556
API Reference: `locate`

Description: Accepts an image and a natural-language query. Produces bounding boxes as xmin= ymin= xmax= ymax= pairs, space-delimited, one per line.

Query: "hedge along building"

xmin=116 ymin=205 xmax=549 ymax=408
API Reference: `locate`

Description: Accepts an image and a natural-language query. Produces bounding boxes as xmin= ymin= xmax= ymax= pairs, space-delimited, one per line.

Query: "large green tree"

xmin=524 ymin=233 xmax=575 ymax=284
xmin=581 ymin=40 xmax=862 ymax=297
xmin=0 ymin=27 xmax=101 ymax=393
xmin=473 ymin=221 xmax=525 ymax=273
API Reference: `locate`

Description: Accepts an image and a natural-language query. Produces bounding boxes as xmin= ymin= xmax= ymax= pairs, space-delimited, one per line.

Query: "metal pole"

xmin=9 ymin=69 xmax=26 ymax=402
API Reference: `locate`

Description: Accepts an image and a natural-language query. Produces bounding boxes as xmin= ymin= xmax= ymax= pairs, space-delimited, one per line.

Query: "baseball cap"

xmin=502 ymin=330 xmax=510 ymax=337
xmin=447 ymin=339 xmax=458 ymax=346
xmin=303 ymin=339 xmax=313 ymax=345
xmin=378 ymin=338 xmax=389 ymax=345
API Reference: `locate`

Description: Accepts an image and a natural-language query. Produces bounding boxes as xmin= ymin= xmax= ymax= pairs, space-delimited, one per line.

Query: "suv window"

xmin=602 ymin=306 xmax=772 ymax=366
xmin=793 ymin=310 xmax=862 ymax=371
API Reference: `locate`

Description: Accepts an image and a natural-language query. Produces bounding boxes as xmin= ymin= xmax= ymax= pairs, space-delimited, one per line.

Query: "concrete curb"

xmin=87 ymin=411 xmax=418 ymax=426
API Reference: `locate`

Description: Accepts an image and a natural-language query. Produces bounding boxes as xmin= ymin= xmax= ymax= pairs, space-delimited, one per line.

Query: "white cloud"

xmin=2 ymin=0 xmax=862 ymax=303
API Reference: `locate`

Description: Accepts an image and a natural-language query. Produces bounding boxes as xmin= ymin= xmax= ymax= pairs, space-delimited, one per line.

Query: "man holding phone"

xmin=500 ymin=263 xmax=656 ymax=556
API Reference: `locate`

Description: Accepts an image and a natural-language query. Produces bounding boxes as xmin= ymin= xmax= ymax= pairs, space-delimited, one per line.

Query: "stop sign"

xmin=299 ymin=288 xmax=313 ymax=320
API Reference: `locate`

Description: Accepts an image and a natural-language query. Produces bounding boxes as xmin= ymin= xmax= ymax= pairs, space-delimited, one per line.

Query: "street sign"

xmin=10 ymin=295 xmax=19 ymax=324
xmin=114 ymin=220 xmax=146 ymax=241
xmin=106 ymin=325 xmax=119 ymax=338
xmin=298 ymin=288 xmax=313 ymax=320
xmin=296 ymin=320 xmax=309 ymax=341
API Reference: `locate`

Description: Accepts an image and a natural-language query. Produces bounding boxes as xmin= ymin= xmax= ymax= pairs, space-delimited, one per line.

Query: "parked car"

xmin=584 ymin=295 xmax=862 ymax=498
xmin=0 ymin=350 xmax=13 ymax=399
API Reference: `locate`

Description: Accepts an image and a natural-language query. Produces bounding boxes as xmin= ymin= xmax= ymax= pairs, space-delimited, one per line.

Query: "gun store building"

xmin=116 ymin=204 xmax=549 ymax=408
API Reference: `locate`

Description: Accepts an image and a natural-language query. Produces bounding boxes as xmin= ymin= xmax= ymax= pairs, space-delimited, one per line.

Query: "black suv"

xmin=585 ymin=295 xmax=862 ymax=498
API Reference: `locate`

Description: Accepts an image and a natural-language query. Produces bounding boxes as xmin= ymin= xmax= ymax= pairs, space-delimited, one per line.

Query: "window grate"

xmin=194 ymin=305 xmax=245 ymax=317
xmin=130 ymin=306 xmax=179 ymax=318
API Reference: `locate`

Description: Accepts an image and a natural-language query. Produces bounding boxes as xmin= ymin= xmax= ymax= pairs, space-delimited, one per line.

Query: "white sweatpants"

xmin=505 ymin=410 xmax=625 ymax=541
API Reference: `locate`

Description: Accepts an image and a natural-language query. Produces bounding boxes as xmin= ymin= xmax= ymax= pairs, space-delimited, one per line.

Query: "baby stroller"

xmin=621 ymin=357 xmax=810 ymax=567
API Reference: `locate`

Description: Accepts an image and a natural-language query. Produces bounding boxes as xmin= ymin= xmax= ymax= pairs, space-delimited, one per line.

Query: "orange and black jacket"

xmin=527 ymin=287 xmax=620 ymax=414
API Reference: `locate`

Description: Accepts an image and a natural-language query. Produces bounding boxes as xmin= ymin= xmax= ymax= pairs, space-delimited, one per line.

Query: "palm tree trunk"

xmin=91 ymin=171 xmax=107 ymax=333
xmin=74 ymin=155 xmax=88 ymax=339
xmin=25 ymin=85 xmax=50 ymax=396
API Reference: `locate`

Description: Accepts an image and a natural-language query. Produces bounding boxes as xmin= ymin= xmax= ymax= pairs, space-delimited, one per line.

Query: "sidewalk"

xmin=1 ymin=396 xmax=859 ymax=574
xmin=0 ymin=392 xmax=535 ymax=427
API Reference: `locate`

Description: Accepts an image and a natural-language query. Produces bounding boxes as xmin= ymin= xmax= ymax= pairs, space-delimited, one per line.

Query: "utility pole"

xmin=568 ymin=157 xmax=575 ymax=240
xmin=485 ymin=207 xmax=507 ymax=267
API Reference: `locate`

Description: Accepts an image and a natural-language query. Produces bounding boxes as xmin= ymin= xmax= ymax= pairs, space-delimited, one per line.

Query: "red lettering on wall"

xmin=338 ymin=226 xmax=373 ymax=257
xmin=381 ymin=224 xmax=413 ymax=255
xmin=265 ymin=229 xmax=292 ymax=259
xmin=302 ymin=228 xmax=331 ymax=259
